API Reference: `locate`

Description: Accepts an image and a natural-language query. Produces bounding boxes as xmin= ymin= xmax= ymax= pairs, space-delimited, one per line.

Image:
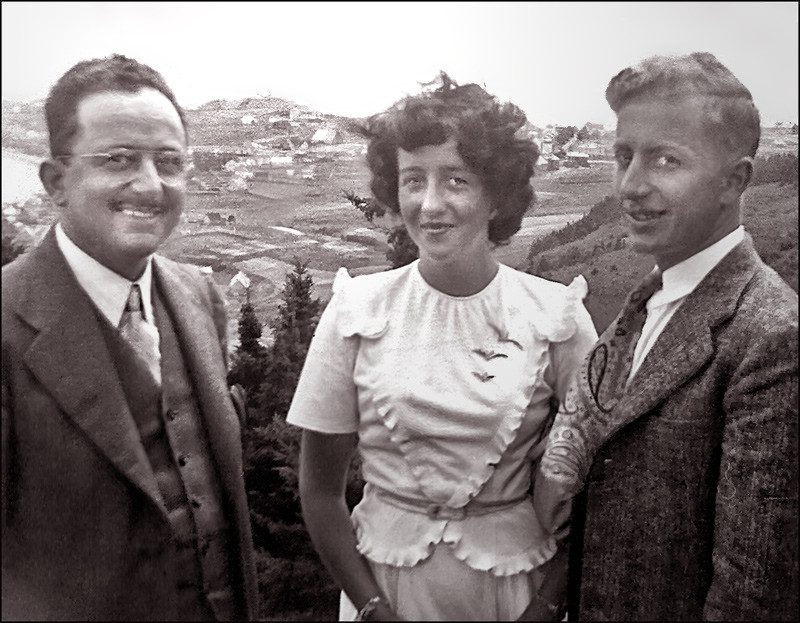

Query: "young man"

xmin=535 ymin=52 xmax=798 ymax=620
xmin=2 ymin=55 xmax=257 ymax=620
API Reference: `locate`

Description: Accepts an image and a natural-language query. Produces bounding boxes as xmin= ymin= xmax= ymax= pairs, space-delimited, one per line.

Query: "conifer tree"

xmin=242 ymin=259 xmax=341 ymax=616
xmin=227 ymin=296 xmax=268 ymax=409
xmin=256 ymin=258 xmax=321 ymax=422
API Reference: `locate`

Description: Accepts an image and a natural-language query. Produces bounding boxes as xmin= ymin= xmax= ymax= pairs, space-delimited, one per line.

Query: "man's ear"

xmin=720 ymin=156 xmax=753 ymax=205
xmin=39 ymin=159 xmax=68 ymax=206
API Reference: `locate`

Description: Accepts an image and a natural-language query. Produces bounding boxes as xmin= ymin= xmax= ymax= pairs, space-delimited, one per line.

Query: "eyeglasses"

xmin=55 ymin=148 xmax=190 ymax=180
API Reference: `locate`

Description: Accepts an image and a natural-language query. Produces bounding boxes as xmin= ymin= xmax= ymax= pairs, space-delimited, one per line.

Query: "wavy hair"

xmin=45 ymin=53 xmax=187 ymax=157
xmin=606 ymin=52 xmax=760 ymax=158
xmin=357 ymin=72 xmax=538 ymax=244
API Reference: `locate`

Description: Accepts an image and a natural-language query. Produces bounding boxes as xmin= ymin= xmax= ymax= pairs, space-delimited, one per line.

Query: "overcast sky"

xmin=2 ymin=2 xmax=798 ymax=127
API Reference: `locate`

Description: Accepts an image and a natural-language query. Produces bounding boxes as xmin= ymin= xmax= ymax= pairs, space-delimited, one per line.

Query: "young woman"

xmin=286 ymin=73 xmax=597 ymax=621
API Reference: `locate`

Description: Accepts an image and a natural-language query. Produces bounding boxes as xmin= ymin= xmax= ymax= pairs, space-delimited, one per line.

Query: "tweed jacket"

xmin=535 ymin=235 xmax=798 ymax=620
xmin=1 ymin=228 xmax=258 ymax=620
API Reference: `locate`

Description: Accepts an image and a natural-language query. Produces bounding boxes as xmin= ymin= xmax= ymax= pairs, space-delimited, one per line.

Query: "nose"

xmin=617 ymin=155 xmax=649 ymax=201
xmin=420 ymin=181 xmax=445 ymax=216
xmin=128 ymin=155 xmax=164 ymax=194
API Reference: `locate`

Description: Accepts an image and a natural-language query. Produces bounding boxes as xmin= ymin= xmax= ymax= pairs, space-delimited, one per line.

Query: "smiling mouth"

xmin=420 ymin=223 xmax=454 ymax=232
xmin=111 ymin=203 xmax=166 ymax=218
xmin=627 ymin=210 xmax=666 ymax=222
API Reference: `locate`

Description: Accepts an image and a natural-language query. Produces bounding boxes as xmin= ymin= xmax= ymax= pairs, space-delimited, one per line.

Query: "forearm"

xmin=298 ymin=430 xmax=400 ymax=619
xmin=301 ymin=492 xmax=388 ymax=613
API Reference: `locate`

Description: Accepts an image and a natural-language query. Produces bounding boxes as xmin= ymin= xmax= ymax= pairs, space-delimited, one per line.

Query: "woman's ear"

xmin=39 ymin=159 xmax=68 ymax=206
xmin=720 ymin=156 xmax=753 ymax=205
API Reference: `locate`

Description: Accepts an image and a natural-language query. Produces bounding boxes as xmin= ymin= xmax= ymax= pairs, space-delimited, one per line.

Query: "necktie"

xmin=119 ymin=283 xmax=161 ymax=386
xmin=587 ymin=268 xmax=662 ymax=412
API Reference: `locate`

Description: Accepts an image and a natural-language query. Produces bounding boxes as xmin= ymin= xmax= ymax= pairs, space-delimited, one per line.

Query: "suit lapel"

xmin=153 ymin=258 xmax=244 ymax=502
xmin=17 ymin=229 xmax=166 ymax=513
xmin=612 ymin=237 xmax=760 ymax=430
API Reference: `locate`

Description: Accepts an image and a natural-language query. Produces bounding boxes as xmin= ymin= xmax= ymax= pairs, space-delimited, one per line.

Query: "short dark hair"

xmin=606 ymin=52 xmax=760 ymax=158
xmin=358 ymin=72 xmax=538 ymax=244
xmin=45 ymin=53 xmax=188 ymax=157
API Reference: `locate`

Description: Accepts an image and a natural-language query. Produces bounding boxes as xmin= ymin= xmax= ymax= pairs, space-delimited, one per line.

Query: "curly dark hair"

xmin=357 ymin=72 xmax=538 ymax=244
xmin=45 ymin=53 xmax=188 ymax=157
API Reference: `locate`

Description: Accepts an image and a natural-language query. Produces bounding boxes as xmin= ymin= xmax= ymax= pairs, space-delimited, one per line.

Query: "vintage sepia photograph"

xmin=2 ymin=2 xmax=797 ymax=621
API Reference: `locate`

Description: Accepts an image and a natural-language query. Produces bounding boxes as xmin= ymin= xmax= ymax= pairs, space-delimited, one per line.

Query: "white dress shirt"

xmin=627 ymin=226 xmax=746 ymax=383
xmin=55 ymin=223 xmax=158 ymax=330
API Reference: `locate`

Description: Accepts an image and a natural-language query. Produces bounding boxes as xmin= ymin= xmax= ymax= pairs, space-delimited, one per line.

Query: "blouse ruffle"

xmin=352 ymin=485 xmax=558 ymax=576
xmin=322 ymin=262 xmax=589 ymax=575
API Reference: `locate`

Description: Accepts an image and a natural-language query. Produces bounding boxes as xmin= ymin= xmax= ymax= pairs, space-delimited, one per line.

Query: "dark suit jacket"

xmin=2 ymin=228 xmax=258 ymax=620
xmin=537 ymin=235 xmax=798 ymax=620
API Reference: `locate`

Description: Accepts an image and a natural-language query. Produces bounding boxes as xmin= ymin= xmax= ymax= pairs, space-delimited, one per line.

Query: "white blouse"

xmin=287 ymin=260 xmax=597 ymax=576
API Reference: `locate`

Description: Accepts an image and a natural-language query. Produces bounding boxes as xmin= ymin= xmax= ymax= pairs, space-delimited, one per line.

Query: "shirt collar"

xmin=55 ymin=223 xmax=155 ymax=327
xmin=649 ymin=226 xmax=745 ymax=308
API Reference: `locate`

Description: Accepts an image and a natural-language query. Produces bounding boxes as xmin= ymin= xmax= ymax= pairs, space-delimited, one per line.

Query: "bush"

xmin=751 ymin=153 xmax=798 ymax=187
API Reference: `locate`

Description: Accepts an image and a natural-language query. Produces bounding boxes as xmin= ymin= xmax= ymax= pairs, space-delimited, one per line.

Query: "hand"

xmin=516 ymin=596 xmax=564 ymax=621
xmin=370 ymin=601 xmax=404 ymax=621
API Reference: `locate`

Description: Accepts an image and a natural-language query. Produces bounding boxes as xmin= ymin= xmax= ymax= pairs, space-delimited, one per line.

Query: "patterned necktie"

xmin=119 ymin=283 xmax=161 ymax=386
xmin=587 ymin=268 xmax=663 ymax=412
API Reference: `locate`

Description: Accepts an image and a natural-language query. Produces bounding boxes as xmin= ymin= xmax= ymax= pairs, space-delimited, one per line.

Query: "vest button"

xmin=166 ymin=409 xmax=177 ymax=421
xmin=191 ymin=497 xmax=201 ymax=508
xmin=178 ymin=455 xmax=188 ymax=467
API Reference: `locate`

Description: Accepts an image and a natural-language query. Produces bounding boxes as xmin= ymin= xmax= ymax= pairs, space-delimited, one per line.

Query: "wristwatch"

xmin=355 ymin=595 xmax=385 ymax=621
xmin=538 ymin=592 xmax=567 ymax=620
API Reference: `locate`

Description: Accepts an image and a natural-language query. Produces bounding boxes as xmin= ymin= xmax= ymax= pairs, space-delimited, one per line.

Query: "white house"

xmin=311 ymin=126 xmax=341 ymax=144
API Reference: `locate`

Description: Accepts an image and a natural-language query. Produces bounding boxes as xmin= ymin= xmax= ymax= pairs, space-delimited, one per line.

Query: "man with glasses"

xmin=2 ymin=54 xmax=257 ymax=620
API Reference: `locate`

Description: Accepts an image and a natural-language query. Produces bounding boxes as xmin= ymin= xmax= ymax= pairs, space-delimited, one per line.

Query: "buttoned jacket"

xmin=1 ymin=228 xmax=258 ymax=620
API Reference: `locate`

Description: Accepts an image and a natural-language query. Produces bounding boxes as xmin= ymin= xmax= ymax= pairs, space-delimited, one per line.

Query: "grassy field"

xmin=532 ymin=162 xmax=616 ymax=216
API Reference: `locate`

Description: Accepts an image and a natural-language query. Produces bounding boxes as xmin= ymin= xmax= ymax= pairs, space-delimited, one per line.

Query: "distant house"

xmin=241 ymin=114 xmax=256 ymax=125
xmin=562 ymin=136 xmax=579 ymax=153
xmin=565 ymin=152 xmax=590 ymax=168
xmin=204 ymin=212 xmax=225 ymax=226
xmin=576 ymin=141 xmax=605 ymax=158
xmin=311 ymin=126 xmax=341 ymax=145
xmin=270 ymin=155 xmax=294 ymax=166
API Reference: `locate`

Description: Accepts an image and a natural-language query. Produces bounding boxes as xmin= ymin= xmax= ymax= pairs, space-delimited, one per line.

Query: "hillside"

xmin=1 ymin=95 xmax=361 ymax=157
xmin=527 ymin=180 xmax=799 ymax=333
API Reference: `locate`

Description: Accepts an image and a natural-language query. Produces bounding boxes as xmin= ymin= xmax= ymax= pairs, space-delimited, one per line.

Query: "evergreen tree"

xmin=241 ymin=259 xmax=344 ymax=617
xmin=227 ymin=297 xmax=268 ymax=410
xmin=256 ymin=259 xmax=321 ymax=422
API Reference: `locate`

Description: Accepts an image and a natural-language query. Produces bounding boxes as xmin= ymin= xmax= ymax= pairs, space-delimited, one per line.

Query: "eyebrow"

xmin=398 ymin=165 xmax=472 ymax=174
xmin=613 ymin=140 xmax=687 ymax=154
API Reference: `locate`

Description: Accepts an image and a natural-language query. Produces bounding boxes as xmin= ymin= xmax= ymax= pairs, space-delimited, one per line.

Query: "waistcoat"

xmin=99 ymin=285 xmax=236 ymax=620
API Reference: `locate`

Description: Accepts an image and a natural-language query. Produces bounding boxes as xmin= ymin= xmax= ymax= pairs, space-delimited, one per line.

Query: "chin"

xmin=120 ymin=233 xmax=170 ymax=257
